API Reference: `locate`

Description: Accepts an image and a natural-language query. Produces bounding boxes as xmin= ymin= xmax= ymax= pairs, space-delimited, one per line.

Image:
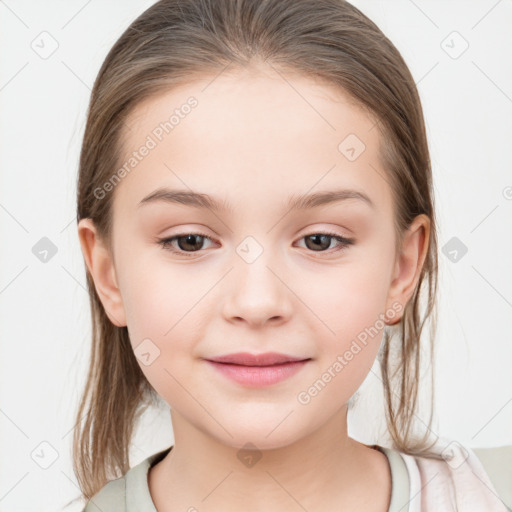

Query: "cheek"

xmin=117 ymin=254 xmax=210 ymax=383
xmin=119 ymin=248 xmax=202 ymax=337
xmin=300 ymin=245 xmax=394 ymax=385
xmin=120 ymin=270 xmax=199 ymax=408
xmin=309 ymin=259 xmax=392 ymax=341
xmin=294 ymin=265 xmax=391 ymax=412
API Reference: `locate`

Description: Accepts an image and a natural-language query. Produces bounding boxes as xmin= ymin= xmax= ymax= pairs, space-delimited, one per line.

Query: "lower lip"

xmin=205 ymin=360 xmax=309 ymax=387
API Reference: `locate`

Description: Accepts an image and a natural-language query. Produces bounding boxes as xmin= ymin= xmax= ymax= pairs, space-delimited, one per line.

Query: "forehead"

xmin=113 ymin=65 xmax=392 ymax=222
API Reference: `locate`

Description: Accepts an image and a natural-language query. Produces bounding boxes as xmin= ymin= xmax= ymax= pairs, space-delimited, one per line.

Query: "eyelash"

xmin=157 ymin=230 xmax=354 ymax=258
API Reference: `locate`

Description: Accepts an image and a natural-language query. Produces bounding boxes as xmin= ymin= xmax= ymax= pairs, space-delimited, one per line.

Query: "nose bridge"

xmin=235 ymin=233 xmax=281 ymax=294
xmin=223 ymin=233 xmax=291 ymax=324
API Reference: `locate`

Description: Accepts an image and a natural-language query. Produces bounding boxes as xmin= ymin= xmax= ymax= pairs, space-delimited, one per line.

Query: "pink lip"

xmin=204 ymin=352 xmax=311 ymax=387
xmin=206 ymin=352 xmax=308 ymax=366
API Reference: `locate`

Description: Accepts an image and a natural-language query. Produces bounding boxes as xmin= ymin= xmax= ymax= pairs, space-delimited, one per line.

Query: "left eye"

xmin=157 ymin=231 xmax=354 ymax=257
xmin=297 ymin=233 xmax=354 ymax=253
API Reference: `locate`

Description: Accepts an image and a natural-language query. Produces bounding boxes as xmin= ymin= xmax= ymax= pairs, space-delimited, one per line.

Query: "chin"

xmin=208 ymin=420 xmax=307 ymax=453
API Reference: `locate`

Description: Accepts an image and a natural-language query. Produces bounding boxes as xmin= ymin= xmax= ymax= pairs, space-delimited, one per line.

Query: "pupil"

xmin=182 ymin=235 xmax=202 ymax=250
xmin=307 ymin=234 xmax=330 ymax=251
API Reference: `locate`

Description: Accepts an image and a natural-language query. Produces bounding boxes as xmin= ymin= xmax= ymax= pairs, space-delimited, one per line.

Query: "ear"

xmin=385 ymin=214 xmax=430 ymax=324
xmin=77 ymin=218 xmax=127 ymax=327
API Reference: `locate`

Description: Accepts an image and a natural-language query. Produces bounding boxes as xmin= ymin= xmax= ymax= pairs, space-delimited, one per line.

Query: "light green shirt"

xmin=82 ymin=444 xmax=512 ymax=511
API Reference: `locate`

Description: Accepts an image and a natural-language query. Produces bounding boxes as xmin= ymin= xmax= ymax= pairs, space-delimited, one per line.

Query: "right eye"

xmin=157 ymin=232 xmax=216 ymax=256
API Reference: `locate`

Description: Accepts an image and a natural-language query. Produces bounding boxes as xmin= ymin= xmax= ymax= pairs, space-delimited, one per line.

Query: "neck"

xmin=148 ymin=405 xmax=391 ymax=511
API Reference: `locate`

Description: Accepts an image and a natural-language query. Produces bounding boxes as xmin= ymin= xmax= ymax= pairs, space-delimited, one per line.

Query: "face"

xmin=79 ymin=62 xmax=428 ymax=450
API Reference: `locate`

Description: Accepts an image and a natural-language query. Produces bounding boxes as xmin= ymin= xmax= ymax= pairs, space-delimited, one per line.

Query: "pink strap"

xmin=415 ymin=441 xmax=508 ymax=511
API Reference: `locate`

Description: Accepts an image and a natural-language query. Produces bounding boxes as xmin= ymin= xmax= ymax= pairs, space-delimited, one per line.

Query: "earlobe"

xmin=385 ymin=214 xmax=430 ymax=324
xmin=77 ymin=218 xmax=127 ymax=327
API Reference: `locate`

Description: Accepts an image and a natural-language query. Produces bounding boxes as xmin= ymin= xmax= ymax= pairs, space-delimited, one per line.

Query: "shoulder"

xmin=80 ymin=446 xmax=172 ymax=512
xmin=82 ymin=477 xmax=126 ymax=512
xmin=408 ymin=441 xmax=512 ymax=511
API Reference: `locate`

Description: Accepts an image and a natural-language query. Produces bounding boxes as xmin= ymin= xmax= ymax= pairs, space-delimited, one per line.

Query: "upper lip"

xmin=205 ymin=352 xmax=310 ymax=366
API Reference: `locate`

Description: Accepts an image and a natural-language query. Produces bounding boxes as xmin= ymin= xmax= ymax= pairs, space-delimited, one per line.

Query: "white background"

xmin=0 ymin=0 xmax=511 ymax=510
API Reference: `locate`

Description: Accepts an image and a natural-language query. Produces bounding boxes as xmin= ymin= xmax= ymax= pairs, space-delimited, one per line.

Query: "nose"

xmin=221 ymin=252 xmax=293 ymax=328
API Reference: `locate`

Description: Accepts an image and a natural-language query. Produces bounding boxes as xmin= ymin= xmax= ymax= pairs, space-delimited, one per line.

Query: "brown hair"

xmin=74 ymin=0 xmax=441 ymax=500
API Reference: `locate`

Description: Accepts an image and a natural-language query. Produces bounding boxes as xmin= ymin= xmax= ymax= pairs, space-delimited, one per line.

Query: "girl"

xmin=72 ymin=0 xmax=511 ymax=510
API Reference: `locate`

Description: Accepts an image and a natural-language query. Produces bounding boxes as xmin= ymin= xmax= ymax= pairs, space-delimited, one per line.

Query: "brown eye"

xmin=174 ymin=234 xmax=206 ymax=252
xmin=158 ymin=232 xmax=215 ymax=256
xmin=304 ymin=234 xmax=333 ymax=251
xmin=299 ymin=232 xmax=354 ymax=253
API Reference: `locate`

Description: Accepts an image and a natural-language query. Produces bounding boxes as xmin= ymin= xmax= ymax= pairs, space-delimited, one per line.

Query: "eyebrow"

xmin=137 ymin=187 xmax=375 ymax=213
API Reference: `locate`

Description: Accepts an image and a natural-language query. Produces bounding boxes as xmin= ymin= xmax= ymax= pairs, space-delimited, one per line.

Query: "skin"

xmin=78 ymin=61 xmax=429 ymax=511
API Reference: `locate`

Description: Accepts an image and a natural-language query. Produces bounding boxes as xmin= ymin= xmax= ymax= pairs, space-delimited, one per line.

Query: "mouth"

xmin=204 ymin=352 xmax=312 ymax=387
xmin=205 ymin=352 xmax=311 ymax=366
